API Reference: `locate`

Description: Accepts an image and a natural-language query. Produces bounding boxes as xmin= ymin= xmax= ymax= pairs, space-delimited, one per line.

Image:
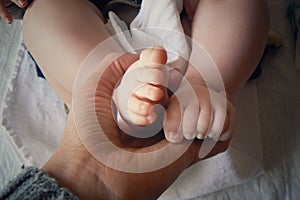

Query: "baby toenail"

xmin=184 ymin=132 xmax=195 ymax=140
xmin=219 ymin=131 xmax=231 ymax=141
xmin=197 ymin=133 xmax=206 ymax=140
xmin=147 ymin=115 xmax=152 ymax=123
xmin=208 ymin=132 xmax=220 ymax=141
xmin=167 ymin=131 xmax=183 ymax=143
xmin=147 ymin=112 xmax=157 ymax=123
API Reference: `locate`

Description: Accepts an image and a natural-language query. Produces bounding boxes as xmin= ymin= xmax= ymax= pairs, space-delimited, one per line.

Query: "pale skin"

xmin=0 ymin=0 xmax=268 ymax=198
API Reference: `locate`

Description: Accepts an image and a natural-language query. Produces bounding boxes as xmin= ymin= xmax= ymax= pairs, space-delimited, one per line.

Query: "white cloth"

xmin=105 ymin=0 xmax=190 ymax=75
xmin=0 ymin=20 xmax=31 ymax=190
xmin=2 ymin=44 xmax=67 ymax=168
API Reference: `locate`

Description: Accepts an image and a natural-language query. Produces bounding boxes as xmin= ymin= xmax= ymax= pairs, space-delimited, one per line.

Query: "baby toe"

xmin=140 ymin=46 xmax=167 ymax=65
xmin=128 ymin=95 xmax=153 ymax=116
xmin=164 ymin=97 xmax=183 ymax=143
xmin=219 ymin=102 xmax=237 ymax=141
xmin=127 ymin=111 xmax=157 ymax=126
xmin=196 ymin=106 xmax=211 ymax=139
xmin=182 ymin=103 xmax=199 ymax=140
xmin=137 ymin=67 xmax=167 ymax=86
xmin=134 ymin=84 xmax=164 ymax=102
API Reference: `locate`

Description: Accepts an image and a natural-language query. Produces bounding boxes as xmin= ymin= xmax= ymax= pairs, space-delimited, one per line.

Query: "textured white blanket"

xmin=2 ymin=44 xmax=67 ymax=167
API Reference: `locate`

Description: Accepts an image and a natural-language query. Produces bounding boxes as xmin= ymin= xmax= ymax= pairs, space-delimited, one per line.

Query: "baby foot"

xmin=163 ymin=81 xmax=236 ymax=143
xmin=114 ymin=46 xmax=168 ymax=129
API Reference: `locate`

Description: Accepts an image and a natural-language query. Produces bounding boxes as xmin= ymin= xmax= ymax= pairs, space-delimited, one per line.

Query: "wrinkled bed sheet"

xmin=0 ymin=20 xmax=30 ymax=189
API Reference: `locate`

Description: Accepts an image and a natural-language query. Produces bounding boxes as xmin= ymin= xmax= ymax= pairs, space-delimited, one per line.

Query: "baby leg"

xmin=162 ymin=0 xmax=269 ymax=143
xmin=23 ymin=0 xmax=111 ymax=106
xmin=188 ymin=0 xmax=269 ymax=96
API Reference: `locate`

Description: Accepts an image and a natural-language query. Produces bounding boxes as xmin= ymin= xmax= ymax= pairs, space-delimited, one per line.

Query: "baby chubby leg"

xmin=23 ymin=0 xmax=111 ymax=105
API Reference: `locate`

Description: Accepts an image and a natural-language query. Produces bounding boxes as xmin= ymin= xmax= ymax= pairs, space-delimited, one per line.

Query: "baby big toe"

xmin=134 ymin=84 xmax=164 ymax=102
xmin=140 ymin=46 xmax=167 ymax=65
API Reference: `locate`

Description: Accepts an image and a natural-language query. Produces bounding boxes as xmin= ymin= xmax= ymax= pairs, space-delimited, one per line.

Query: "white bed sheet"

xmin=0 ymin=20 xmax=31 ymax=190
